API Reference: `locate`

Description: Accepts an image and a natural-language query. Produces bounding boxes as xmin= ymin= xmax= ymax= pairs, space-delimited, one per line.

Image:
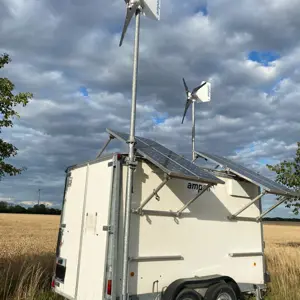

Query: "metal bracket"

xmin=176 ymin=184 xmax=212 ymax=217
xmin=255 ymin=285 xmax=263 ymax=300
xmin=124 ymin=156 xmax=138 ymax=168
xmin=96 ymin=135 xmax=114 ymax=159
xmin=228 ymin=190 xmax=267 ymax=220
xmin=134 ymin=175 xmax=170 ymax=215
xmin=154 ymin=190 xmax=160 ymax=201
xmin=103 ymin=225 xmax=113 ymax=234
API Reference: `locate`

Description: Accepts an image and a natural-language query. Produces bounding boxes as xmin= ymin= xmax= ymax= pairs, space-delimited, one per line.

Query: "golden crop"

xmin=0 ymin=214 xmax=299 ymax=299
xmin=0 ymin=214 xmax=59 ymax=260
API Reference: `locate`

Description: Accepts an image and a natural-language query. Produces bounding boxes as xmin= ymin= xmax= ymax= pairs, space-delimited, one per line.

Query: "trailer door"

xmin=53 ymin=164 xmax=89 ymax=299
xmin=53 ymin=155 xmax=121 ymax=300
xmin=75 ymin=158 xmax=116 ymax=300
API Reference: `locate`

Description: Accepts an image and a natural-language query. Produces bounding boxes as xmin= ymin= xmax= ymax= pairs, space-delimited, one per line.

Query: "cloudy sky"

xmin=0 ymin=0 xmax=299 ymax=218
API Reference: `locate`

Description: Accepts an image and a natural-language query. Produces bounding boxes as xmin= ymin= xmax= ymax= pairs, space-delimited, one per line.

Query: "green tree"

xmin=0 ymin=53 xmax=33 ymax=179
xmin=267 ymin=142 xmax=300 ymax=215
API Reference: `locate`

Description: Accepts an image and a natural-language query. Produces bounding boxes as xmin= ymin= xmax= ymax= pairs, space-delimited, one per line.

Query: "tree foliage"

xmin=267 ymin=142 xmax=300 ymax=215
xmin=0 ymin=201 xmax=61 ymax=215
xmin=0 ymin=53 xmax=33 ymax=179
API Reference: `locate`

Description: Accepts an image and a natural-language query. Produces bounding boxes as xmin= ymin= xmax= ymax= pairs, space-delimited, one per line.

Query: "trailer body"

xmin=52 ymin=151 xmax=269 ymax=300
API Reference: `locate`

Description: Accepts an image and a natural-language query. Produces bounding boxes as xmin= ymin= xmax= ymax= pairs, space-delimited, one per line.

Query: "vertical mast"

xmin=192 ymin=100 xmax=196 ymax=161
xmin=121 ymin=9 xmax=141 ymax=300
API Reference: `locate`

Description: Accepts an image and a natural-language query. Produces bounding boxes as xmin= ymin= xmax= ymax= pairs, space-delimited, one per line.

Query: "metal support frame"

xmin=176 ymin=184 xmax=212 ymax=217
xmin=228 ymin=190 xmax=267 ymax=220
xmin=229 ymin=192 xmax=292 ymax=222
xmin=256 ymin=196 xmax=287 ymax=221
xmin=134 ymin=175 xmax=170 ymax=214
xmin=122 ymin=9 xmax=141 ymax=300
xmin=96 ymin=135 xmax=114 ymax=158
xmin=255 ymin=285 xmax=263 ymax=300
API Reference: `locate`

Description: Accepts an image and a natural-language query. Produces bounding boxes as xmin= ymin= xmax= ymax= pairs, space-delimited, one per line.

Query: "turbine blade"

xmin=182 ymin=78 xmax=189 ymax=96
xmin=192 ymin=81 xmax=207 ymax=95
xmin=119 ymin=3 xmax=139 ymax=47
xmin=181 ymin=99 xmax=192 ymax=124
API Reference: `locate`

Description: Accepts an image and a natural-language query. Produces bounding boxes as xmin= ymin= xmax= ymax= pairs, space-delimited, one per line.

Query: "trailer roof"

xmin=195 ymin=150 xmax=298 ymax=197
xmin=107 ymin=128 xmax=224 ymax=185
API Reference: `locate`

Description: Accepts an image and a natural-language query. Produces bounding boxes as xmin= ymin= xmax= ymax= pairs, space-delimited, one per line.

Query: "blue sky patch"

xmin=152 ymin=113 xmax=168 ymax=125
xmin=264 ymin=77 xmax=286 ymax=95
xmin=248 ymin=50 xmax=280 ymax=66
xmin=258 ymin=158 xmax=276 ymax=165
xmin=79 ymin=86 xmax=89 ymax=97
xmin=235 ymin=142 xmax=256 ymax=155
xmin=195 ymin=4 xmax=208 ymax=16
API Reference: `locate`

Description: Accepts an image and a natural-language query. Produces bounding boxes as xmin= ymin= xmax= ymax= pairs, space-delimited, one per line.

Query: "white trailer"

xmin=51 ymin=128 xmax=296 ymax=300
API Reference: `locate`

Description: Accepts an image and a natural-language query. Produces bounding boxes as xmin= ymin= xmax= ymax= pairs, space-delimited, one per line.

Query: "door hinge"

xmin=66 ymin=175 xmax=72 ymax=188
xmin=103 ymin=225 xmax=113 ymax=233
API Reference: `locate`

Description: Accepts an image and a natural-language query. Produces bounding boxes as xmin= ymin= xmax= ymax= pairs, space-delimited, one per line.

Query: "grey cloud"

xmin=0 ymin=0 xmax=299 ymax=217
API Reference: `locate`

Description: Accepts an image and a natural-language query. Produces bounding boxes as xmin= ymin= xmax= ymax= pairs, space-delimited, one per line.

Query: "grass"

xmin=0 ymin=214 xmax=299 ymax=299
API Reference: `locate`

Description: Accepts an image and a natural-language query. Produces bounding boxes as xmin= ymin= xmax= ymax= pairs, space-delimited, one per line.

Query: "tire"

xmin=227 ymin=281 xmax=244 ymax=300
xmin=175 ymin=288 xmax=204 ymax=300
xmin=204 ymin=282 xmax=237 ymax=300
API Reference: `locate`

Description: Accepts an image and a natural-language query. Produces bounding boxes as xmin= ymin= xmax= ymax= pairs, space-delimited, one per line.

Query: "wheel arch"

xmin=161 ymin=276 xmax=242 ymax=300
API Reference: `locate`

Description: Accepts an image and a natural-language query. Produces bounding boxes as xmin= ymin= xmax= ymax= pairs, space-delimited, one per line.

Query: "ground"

xmin=0 ymin=214 xmax=299 ymax=299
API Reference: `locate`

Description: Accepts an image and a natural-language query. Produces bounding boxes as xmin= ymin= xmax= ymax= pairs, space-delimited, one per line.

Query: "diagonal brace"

xmin=134 ymin=175 xmax=170 ymax=214
xmin=96 ymin=135 xmax=114 ymax=158
xmin=229 ymin=190 xmax=267 ymax=220
xmin=176 ymin=184 xmax=212 ymax=217
xmin=256 ymin=196 xmax=287 ymax=221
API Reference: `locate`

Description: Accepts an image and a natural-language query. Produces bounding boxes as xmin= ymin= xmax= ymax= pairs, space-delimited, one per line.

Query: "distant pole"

xmin=38 ymin=189 xmax=41 ymax=205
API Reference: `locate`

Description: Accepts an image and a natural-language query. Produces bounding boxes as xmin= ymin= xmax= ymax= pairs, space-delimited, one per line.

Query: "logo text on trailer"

xmin=187 ymin=182 xmax=203 ymax=193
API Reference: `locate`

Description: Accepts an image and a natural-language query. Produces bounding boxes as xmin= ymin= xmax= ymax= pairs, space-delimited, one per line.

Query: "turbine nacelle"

xmin=181 ymin=78 xmax=211 ymax=124
xmin=120 ymin=0 xmax=161 ymax=46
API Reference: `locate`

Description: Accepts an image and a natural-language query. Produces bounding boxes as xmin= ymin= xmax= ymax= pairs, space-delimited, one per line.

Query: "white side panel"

xmin=126 ymin=161 xmax=263 ymax=296
xmin=227 ymin=179 xmax=255 ymax=198
xmin=195 ymin=81 xmax=211 ymax=102
xmin=142 ymin=0 xmax=161 ymax=20
xmin=55 ymin=166 xmax=88 ymax=298
xmin=76 ymin=159 xmax=114 ymax=300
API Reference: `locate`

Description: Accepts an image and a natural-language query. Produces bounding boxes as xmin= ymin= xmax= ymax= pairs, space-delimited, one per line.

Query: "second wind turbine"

xmin=181 ymin=78 xmax=211 ymax=162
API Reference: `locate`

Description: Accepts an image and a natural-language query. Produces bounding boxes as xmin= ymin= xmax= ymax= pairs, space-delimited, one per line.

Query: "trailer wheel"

xmin=175 ymin=288 xmax=204 ymax=300
xmin=204 ymin=282 xmax=237 ymax=300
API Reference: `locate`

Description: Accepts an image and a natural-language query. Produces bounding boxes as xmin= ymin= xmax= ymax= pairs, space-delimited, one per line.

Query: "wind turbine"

xmin=119 ymin=0 xmax=161 ymax=46
xmin=118 ymin=1 xmax=160 ymax=300
xmin=181 ymin=78 xmax=211 ymax=162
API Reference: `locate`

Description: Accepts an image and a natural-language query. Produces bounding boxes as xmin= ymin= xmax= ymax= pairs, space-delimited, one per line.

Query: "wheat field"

xmin=0 ymin=214 xmax=299 ymax=300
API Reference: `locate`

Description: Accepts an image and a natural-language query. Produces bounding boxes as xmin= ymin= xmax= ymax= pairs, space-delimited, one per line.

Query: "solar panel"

xmin=107 ymin=128 xmax=224 ymax=185
xmin=195 ymin=150 xmax=297 ymax=197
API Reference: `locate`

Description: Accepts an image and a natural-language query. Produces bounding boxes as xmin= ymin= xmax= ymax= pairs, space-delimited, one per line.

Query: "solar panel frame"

xmin=195 ymin=150 xmax=297 ymax=197
xmin=107 ymin=128 xmax=224 ymax=185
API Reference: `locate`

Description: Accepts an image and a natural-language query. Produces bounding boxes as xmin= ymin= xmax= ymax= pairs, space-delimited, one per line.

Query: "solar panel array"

xmin=195 ymin=150 xmax=297 ymax=197
xmin=107 ymin=129 xmax=224 ymax=185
